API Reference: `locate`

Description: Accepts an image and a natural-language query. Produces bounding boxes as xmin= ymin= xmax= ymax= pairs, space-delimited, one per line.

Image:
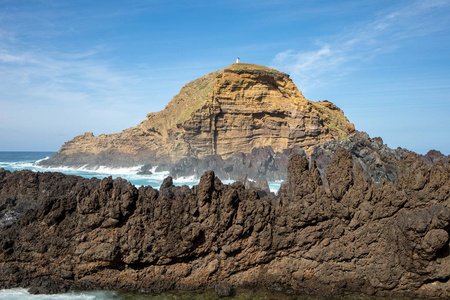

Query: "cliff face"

xmin=1 ymin=149 xmax=449 ymax=297
xmin=42 ymin=63 xmax=351 ymax=168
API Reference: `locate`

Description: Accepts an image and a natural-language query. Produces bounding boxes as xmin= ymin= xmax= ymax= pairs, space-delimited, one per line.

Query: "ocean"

xmin=0 ymin=289 xmax=119 ymax=300
xmin=0 ymin=287 xmax=429 ymax=300
xmin=0 ymin=152 xmax=281 ymax=193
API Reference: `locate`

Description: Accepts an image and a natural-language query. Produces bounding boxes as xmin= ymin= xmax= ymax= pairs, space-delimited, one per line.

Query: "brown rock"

xmin=1 ymin=145 xmax=449 ymax=298
xmin=40 ymin=64 xmax=351 ymax=169
xmin=326 ymin=148 xmax=353 ymax=200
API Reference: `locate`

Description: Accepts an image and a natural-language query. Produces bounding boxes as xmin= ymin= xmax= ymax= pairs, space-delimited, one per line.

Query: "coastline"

xmin=0 ymin=151 xmax=282 ymax=193
xmin=2 ymin=286 xmax=443 ymax=299
xmin=0 ymin=149 xmax=448 ymax=298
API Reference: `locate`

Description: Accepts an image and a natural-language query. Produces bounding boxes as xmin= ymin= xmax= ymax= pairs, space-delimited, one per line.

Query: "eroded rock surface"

xmin=40 ymin=64 xmax=351 ymax=169
xmin=169 ymin=146 xmax=307 ymax=181
xmin=1 ymin=148 xmax=449 ymax=297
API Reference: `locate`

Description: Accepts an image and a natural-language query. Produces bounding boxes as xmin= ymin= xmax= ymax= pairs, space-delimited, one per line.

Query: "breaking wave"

xmin=0 ymin=152 xmax=281 ymax=192
xmin=0 ymin=288 xmax=119 ymax=300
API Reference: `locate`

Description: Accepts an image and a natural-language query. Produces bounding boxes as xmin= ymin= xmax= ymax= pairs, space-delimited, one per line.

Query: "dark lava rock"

xmin=169 ymin=146 xmax=307 ymax=181
xmin=137 ymin=164 xmax=153 ymax=175
xmin=0 ymin=147 xmax=449 ymax=298
xmin=236 ymin=174 xmax=271 ymax=194
xmin=311 ymin=131 xmax=410 ymax=184
xmin=420 ymin=149 xmax=450 ymax=166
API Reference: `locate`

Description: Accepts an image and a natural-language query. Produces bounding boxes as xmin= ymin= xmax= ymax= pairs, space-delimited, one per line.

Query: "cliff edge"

xmin=41 ymin=63 xmax=352 ymax=170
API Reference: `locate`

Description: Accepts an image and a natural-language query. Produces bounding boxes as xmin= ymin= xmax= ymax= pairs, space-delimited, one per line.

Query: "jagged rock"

xmin=137 ymin=164 xmax=153 ymax=175
xmin=311 ymin=131 xmax=412 ymax=184
xmin=420 ymin=149 xmax=450 ymax=166
xmin=236 ymin=174 xmax=271 ymax=196
xmin=1 ymin=147 xmax=449 ymax=297
xmin=326 ymin=148 xmax=353 ymax=200
xmin=169 ymin=146 xmax=307 ymax=181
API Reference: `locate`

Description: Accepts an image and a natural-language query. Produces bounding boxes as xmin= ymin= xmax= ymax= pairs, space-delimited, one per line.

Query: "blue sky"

xmin=0 ymin=0 xmax=449 ymax=154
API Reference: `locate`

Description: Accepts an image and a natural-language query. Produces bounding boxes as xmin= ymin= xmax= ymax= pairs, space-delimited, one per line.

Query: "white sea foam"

xmin=269 ymin=180 xmax=283 ymax=194
xmin=1 ymin=155 xmax=282 ymax=193
xmin=222 ymin=179 xmax=234 ymax=185
xmin=147 ymin=170 xmax=170 ymax=181
xmin=35 ymin=156 xmax=51 ymax=164
xmin=0 ymin=161 xmax=35 ymax=170
xmin=35 ymin=164 xmax=143 ymax=176
xmin=173 ymin=174 xmax=197 ymax=183
xmin=83 ymin=165 xmax=143 ymax=176
xmin=0 ymin=288 xmax=118 ymax=299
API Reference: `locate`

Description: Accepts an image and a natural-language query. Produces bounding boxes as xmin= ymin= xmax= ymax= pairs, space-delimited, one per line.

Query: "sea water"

xmin=0 ymin=287 xmax=429 ymax=300
xmin=0 ymin=152 xmax=281 ymax=193
xmin=0 ymin=288 xmax=120 ymax=299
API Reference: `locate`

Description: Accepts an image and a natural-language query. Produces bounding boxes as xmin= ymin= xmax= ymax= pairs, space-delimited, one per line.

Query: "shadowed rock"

xmin=0 ymin=147 xmax=449 ymax=298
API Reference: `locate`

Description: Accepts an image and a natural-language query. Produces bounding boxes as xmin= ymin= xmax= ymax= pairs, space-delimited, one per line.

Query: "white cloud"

xmin=270 ymin=0 xmax=450 ymax=91
xmin=0 ymin=44 xmax=148 ymax=108
xmin=0 ymin=52 xmax=24 ymax=63
xmin=272 ymin=45 xmax=347 ymax=89
xmin=0 ymin=29 xmax=162 ymax=144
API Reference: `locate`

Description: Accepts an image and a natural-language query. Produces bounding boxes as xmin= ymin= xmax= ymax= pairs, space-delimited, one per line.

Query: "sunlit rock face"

xmin=41 ymin=63 xmax=352 ymax=169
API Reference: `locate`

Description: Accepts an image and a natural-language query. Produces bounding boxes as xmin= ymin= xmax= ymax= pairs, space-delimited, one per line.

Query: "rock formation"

xmin=40 ymin=63 xmax=352 ymax=178
xmin=169 ymin=145 xmax=307 ymax=181
xmin=1 ymin=146 xmax=449 ymax=297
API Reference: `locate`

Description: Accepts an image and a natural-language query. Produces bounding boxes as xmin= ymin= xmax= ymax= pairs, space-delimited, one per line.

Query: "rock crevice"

xmin=1 ymin=148 xmax=449 ymax=297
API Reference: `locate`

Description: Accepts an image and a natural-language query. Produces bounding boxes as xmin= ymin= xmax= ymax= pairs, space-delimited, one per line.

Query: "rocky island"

xmin=39 ymin=63 xmax=353 ymax=181
xmin=1 ymin=63 xmax=449 ymax=298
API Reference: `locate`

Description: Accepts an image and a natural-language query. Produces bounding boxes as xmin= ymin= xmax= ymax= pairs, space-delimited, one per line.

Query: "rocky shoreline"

xmin=36 ymin=132 xmax=450 ymax=185
xmin=0 ymin=145 xmax=449 ymax=297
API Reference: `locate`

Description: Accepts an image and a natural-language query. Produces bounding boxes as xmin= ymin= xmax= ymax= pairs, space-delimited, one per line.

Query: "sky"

xmin=0 ymin=0 xmax=449 ymax=155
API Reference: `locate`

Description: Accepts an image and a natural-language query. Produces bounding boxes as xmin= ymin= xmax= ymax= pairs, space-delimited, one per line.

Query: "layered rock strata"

xmin=40 ymin=63 xmax=352 ymax=169
xmin=1 ymin=148 xmax=449 ymax=297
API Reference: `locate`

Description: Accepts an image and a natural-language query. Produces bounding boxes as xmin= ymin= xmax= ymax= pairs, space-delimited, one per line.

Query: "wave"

xmin=0 ymin=288 xmax=118 ymax=299
xmin=173 ymin=174 xmax=197 ymax=183
xmin=37 ymin=163 xmax=143 ymax=176
xmin=0 ymin=161 xmax=36 ymax=171
xmin=268 ymin=180 xmax=283 ymax=193
xmin=34 ymin=156 xmax=50 ymax=164
xmin=1 ymin=155 xmax=282 ymax=193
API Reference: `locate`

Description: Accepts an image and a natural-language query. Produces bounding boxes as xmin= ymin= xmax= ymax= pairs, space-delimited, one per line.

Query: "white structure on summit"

xmin=236 ymin=57 xmax=240 ymax=63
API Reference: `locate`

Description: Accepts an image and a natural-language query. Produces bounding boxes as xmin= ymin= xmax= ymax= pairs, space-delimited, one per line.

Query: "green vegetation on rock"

xmin=225 ymin=63 xmax=283 ymax=74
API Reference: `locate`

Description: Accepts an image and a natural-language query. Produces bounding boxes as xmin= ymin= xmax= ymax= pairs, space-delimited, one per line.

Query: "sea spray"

xmin=0 ymin=152 xmax=281 ymax=192
xmin=0 ymin=288 xmax=119 ymax=300
xmin=0 ymin=287 xmax=430 ymax=300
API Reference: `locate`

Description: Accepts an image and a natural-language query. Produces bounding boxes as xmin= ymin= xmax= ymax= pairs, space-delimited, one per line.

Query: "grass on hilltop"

xmin=226 ymin=63 xmax=283 ymax=74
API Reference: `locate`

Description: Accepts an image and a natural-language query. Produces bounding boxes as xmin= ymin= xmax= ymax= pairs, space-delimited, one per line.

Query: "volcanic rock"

xmin=311 ymin=131 xmax=410 ymax=184
xmin=137 ymin=164 xmax=153 ymax=175
xmin=168 ymin=146 xmax=307 ymax=181
xmin=1 ymin=146 xmax=449 ymax=297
